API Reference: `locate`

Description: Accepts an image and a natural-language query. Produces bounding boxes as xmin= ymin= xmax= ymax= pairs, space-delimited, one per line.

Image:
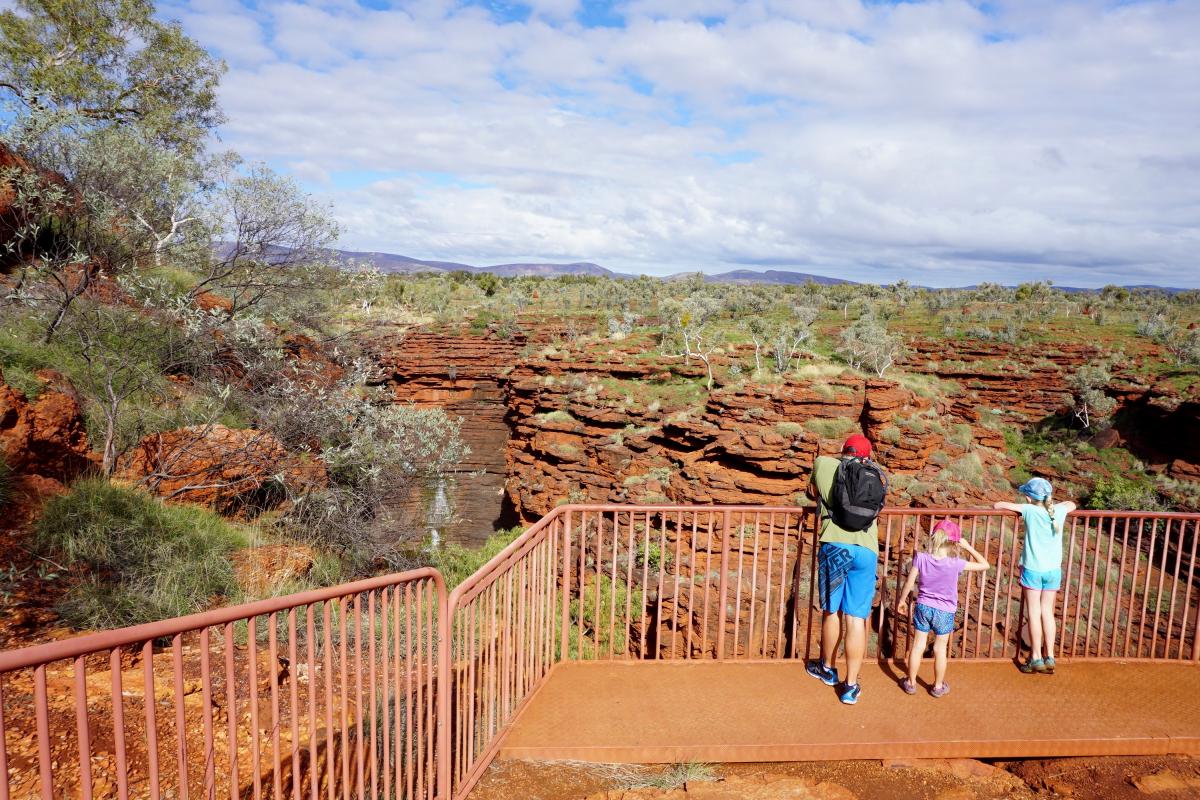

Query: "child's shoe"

xmin=806 ymin=660 xmax=839 ymax=686
xmin=839 ymin=682 xmax=862 ymax=705
xmin=1019 ymin=658 xmax=1044 ymax=674
xmin=1040 ymin=657 xmax=1056 ymax=674
xmin=930 ymin=682 xmax=950 ymax=698
xmin=899 ymin=678 xmax=917 ymax=695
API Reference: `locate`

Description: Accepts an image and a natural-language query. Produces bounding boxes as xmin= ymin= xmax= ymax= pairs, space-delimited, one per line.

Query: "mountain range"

xmin=328 ymin=248 xmax=1188 ymax=291
xmin=331 ymin=248 xmax=854 ymax=285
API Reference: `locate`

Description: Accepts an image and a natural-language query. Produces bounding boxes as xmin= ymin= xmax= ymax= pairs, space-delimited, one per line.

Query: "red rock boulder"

xmin=119 ymin=425 xmax=326 ymax=516
xmin=0 ymin=370 xmax=91 ymax=481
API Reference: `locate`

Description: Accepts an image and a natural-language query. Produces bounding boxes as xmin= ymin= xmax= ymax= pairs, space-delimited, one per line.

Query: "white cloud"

xmin=174 ymin=0 xmax=1200 ymax=286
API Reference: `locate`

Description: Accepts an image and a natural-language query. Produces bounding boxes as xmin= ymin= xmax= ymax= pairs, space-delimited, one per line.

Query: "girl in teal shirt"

xmin=995 ymin=477 xmax=1076 ymax=674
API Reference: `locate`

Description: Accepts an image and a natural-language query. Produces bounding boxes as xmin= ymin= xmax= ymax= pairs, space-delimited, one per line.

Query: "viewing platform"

xmin=498 ymin=659 xmax=1200 ymax=763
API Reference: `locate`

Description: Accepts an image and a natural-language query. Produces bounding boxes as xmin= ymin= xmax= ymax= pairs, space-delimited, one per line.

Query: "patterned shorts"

xmin=913 ymin=602 xmax=956 ymax=636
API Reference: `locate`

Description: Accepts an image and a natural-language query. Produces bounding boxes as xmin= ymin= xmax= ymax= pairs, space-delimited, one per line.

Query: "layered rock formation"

xmin=369 ymin=327 xmax=528 ymax=543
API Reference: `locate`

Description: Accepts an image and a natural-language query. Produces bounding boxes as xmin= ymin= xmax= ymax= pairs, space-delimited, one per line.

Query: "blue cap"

xmin=1019 ymin=477 xmax=1053 ymax=501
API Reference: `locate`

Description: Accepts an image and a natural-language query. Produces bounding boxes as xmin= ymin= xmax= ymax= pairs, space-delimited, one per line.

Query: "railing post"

xmin=716 ymin=509 xmax=732 ymax=660
xmin=561 ymin=510 xmax=572 ymax=663
xmin=436 ymin=574 xmax=452 ymax=800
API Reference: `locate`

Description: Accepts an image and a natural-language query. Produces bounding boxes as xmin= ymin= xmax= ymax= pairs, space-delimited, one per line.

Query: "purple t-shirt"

xmin=914 ymin=552 xmax=967 ymax=612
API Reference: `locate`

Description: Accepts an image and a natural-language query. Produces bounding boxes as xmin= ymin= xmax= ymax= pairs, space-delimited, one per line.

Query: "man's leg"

xmin=821 ymin=610 xmax=842 ymax=668
xmin=843 ymin=614 xmax=867 ymax=686
xmin=841 ymin=544 xmax=877 ymax=688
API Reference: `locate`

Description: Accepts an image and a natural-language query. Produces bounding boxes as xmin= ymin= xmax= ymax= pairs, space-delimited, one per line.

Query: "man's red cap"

xmin=843 ymin=434 xmax=872 ymax=458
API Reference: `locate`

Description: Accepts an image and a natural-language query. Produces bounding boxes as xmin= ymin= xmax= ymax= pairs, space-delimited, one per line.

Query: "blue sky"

xmin=165 ymin=0 xmax=1200 ymax=286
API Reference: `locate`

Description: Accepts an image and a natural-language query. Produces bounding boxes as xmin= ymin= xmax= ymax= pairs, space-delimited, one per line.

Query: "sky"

xmin=161 ymin=0 xmax=1200 ymax=287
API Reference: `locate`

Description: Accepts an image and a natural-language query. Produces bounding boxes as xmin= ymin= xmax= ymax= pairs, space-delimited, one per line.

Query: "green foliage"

xmin=835 ymin=313 xmax=906 ymax=377
xmin=35 ymin=478 xmax=247 ymax=629
xmin=568 ymin=573 xmax=641 ymax=659
xmin=0 ymin=455 xmax=12 ymax=509
xmin=803 ymin=416 xmax=859 ymax=438
xmin=1086 ymin=475 xmax=1164 ymax=512
xmin=946 ymin=452 xmax=985 ymax=488
xmin=0 ymin=0 xmax=226 ymax=152
xmin=621 ymin=763 xmax=716 ymax=790
xmin=426 ymin=526 xmax=524 ymax=589
xmin=635 ymin=538 xmax=671 ymax=572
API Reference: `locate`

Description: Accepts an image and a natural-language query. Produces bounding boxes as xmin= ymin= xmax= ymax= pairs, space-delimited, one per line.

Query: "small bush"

xmin=1087 ymin=476 xmax=1164 ymax=512
xmin=623 ymin=763 xmax=716 ymax=790
xmin=803 ymin=417 xmax=859 ymax=438
xmin=946 ymin=452 xmax=985 ymax=488
xmin=774 ymin=421 xmax=804 ymax=438
xmin=427 ymin=526 xmax=524 ymax=589
xmin=35 ymin=479 xmax=248 ymax=629
xmin=0 ymin=455 xmax=12 ymax=509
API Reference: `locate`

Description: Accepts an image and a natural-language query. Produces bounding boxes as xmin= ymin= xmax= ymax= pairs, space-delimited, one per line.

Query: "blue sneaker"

xmin=805 ymin=660 xmax=838 ymax=686
xmin=839 ymin=682 xmax=862 ymax=705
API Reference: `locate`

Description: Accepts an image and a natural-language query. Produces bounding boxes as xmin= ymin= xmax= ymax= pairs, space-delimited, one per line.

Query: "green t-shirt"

xmin=811 ymin=455 xmax=879 ymax=553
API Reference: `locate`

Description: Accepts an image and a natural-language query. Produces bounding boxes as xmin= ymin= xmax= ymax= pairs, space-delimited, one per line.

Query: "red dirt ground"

xmin=470 ymin=755 xmax=1200 ymax=800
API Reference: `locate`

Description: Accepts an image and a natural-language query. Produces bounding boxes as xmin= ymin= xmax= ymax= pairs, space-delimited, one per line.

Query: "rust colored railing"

xmin=3 ymin=505 xmax=1199 ymax=799
xmin=442 ymin=504 xmax=1200 ymax=798
xmin=0 ymin=568 xmax=444 ymax=800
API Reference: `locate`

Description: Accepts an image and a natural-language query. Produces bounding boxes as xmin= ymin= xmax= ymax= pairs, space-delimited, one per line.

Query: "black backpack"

xmin=825 ymin=457 xmax=887 ymax=532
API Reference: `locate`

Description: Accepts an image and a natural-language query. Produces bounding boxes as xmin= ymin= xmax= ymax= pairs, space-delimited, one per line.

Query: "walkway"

xmin=497 ymin=660 xmax=1200 ymax=763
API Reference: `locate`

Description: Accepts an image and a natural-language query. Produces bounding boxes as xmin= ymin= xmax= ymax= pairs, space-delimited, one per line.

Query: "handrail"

xmin=0 ymin=567 xmax=446 ymax=673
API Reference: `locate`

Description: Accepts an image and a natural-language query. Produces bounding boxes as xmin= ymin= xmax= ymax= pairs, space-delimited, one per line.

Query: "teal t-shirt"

xmin=1018 ymin=503 xmax=1069 ymax=573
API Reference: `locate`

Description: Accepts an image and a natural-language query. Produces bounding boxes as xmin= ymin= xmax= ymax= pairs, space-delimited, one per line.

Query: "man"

xmin=805 ymin=433 xmax=885 ymax=705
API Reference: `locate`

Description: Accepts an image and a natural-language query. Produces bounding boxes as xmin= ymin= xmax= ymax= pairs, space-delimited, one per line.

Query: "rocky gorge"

xmin=369 ymin=320 xmax=1200 ymax=546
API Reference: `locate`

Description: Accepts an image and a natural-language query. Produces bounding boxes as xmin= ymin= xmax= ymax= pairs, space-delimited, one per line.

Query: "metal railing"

xmin=0 ymin=568 xmax=444 ymax=800
xmin=442 ymin=504 xmax=1200 ymax=797
xmin=2 ymin=505 xmax=1199 ymax=798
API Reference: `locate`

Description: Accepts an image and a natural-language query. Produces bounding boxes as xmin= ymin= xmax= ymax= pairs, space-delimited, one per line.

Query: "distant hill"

xmin=333 ymin=249 xmax=631 ymax=279
xmin=325 ymin=248 xmax=1188 ymax=291
xmin=674 ymin=269 xmax=854 ymax=286
xmin=332 ymin=248 xmax=852 ymax=284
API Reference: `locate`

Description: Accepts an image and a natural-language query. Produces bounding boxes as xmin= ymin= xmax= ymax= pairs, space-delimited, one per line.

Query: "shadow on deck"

xmin=497 ymin=660 xmax=1200 ymax=763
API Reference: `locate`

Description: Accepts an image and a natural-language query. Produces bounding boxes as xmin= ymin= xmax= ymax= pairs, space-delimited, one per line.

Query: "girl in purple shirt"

xmin=896 ymin=520 xmax=990 ymax=697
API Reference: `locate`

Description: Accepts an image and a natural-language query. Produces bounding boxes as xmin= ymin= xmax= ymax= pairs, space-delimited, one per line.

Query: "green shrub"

xmin=946 ymin=452 xmax=985 ymax=488
xmin=0 ymin=455 xmax=12 ymax=509
xmin=1087 ymin=476 xmax=1164 ymax=512
xmin=622 ymin=763 xmax=716 ymax=790
xmin=774 ymin=421 xmax=804 ymax=438
xmin=427 ymin=526 xmax=524 ymax=589
xmin=803 ymin=417 xmax=859 ymax=438
xmin=568 ymin=573 xmax=641 ymax=659
xmin=35 ymin=479 xmax=248 ymax=629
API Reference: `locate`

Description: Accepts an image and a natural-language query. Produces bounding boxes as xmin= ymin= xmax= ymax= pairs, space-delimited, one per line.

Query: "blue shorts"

xmin=1021 ymin=568 xmax=1062 ymax=591
xmin=817 ymin=542 xmax=877 ymax=619
xmin=913 ymin=602 xmax=956 ymax=636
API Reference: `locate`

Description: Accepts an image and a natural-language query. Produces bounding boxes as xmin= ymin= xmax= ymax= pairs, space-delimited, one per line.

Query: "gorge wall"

xmin=369 ymin=321 xmax=1200 ymax=546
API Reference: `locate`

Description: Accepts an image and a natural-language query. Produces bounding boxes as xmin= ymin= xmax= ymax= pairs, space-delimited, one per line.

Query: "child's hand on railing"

xmin=897 ymin=597 xmax=909 ymax=616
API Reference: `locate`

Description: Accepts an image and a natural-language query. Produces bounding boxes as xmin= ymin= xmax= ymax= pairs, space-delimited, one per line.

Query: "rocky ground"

xmin=471 ymin=756 xmax=1200 ymax=800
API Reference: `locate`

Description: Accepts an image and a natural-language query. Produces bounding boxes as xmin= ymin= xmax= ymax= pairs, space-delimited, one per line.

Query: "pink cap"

xmin=932 ymin=519 xmax=962 ymax=542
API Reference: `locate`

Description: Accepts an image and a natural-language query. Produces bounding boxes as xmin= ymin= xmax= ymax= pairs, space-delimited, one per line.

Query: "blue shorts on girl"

xmin=913 ymin=603 xmax=956 ymax=636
